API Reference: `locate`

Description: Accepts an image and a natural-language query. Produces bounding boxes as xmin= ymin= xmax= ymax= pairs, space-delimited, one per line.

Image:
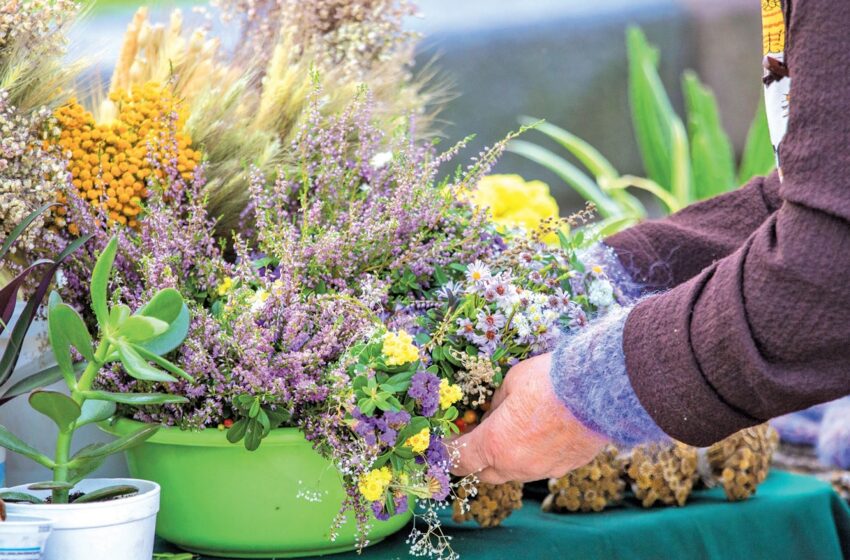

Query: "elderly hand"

xmin=450 ymin=353 xmax=608 ymax=484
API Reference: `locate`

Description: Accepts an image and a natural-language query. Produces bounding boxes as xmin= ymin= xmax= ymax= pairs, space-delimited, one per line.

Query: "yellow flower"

xmin=591 ymin=265 xmax=603 ymax=275
xmin=466 ymin=175 xmax=559 ymax=238
xmin=358 ymin=467 xmax=393 ymax=502
xmin=217 ymin=277 xmax=234 ymax=297
xmin=382 ymin=330 xmax=419 ymax=366
xmin=438 ymin=379 xmax=463 ymax=410
xmin=405 ymin=427 xmax=431 ymax=454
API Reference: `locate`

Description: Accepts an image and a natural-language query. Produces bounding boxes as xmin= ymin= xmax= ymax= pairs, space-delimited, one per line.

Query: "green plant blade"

xmin=77 ymin=390 xmax=188 ymax=405
xmin=132 ymin=344 xmax=192 ymax=382
xmin=138 ymin=303 xmax=190 ymax=357
xmin=49 ymin=301 xmax=95 ymax=361
xmin=27 ymin=481 xmax=74 ymax=491
xmin=682 ymin=71 xmax=736 ymax=200
xmin=116 ymin=342 xmax=178 ymax=383
xmin=670 ymin=118 xmax=693 ymax=206
xmin=738 ymin=96 xmax=776 ymax=183
xmin=0 ymin=361 xmax=83 ymax=405
xmin=65 ymin=447 xmax=108 ymax=485
xmin=0 ymin=425 xmax=55 ymax=468
xmin=0 ymin=260 xmax=51 ymax=334
xmin=90 ymin=237 xmax=118 ymax=327
xmin=74 ymin=399 xmax=117 ymax=428
xmin=519 ymin=117 xmax=619 ymax=181
xmin=0 ymin=203 xmax=57 ymax=262
xmin=507 ymin=140 xmax=621 ymax=218
xmin=72 ymin=484 xmax=138 ymax=504
xmin=29 ymin=390 xmax=81 ymax=431
xmin=138 ymin=288 xmax=183 ymax=324
xmin=73 ymin=424 xmax=159 ymax=461
xmin=627 ymin=26 xmax=679 ymax=192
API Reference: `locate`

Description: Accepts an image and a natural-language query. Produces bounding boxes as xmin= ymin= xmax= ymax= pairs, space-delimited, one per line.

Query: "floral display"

xmin=465 ymin=174 xmax=560 ymax=240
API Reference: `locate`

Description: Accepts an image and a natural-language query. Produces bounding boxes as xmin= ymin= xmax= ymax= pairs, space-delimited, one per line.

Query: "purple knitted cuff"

xmin=579 ymin=243 xmax=644 ymax=304
xmin=550 ymin=304 xmax=668 ymax=447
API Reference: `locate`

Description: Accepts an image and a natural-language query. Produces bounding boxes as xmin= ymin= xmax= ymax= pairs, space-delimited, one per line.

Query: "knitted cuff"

xmin=579 ymin=243 xmax=644 ymax=304
xmin=550 ymin=304 xmax=668 ymax=447
xmin=817 ymin=397 xmax=850 ymax=469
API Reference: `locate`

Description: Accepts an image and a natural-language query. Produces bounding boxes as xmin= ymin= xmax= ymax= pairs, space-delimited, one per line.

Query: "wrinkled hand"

xmin=450 ymin=353 xmax=608 ymax=484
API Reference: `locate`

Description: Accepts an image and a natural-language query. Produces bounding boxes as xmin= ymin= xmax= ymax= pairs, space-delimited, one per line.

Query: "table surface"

xmin=155 ymin=470 xmax=850 ymax=560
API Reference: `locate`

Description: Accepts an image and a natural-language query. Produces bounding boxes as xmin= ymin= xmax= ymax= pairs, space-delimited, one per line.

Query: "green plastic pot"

xmin=101 ymin=419 xmax=411 ymax=558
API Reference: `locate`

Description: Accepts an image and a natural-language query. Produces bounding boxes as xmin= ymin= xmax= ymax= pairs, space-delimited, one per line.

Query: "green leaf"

xmin=0 ymin=425 xmax=55 ymax=468
xmin=117 ymin=342 xmax=177 ymax=383
xmin=670 ymin=118 xmax=693 ymax=206
xmin=131 ymin=344 xmax=192 ymax=382
xmin=29 ymin=391 xmax=81 ymax=431
xmin=627 ymin=26 xmax=678 ymax=192
xmin=244 ymin=420 xmax=262 ymax=451
xmin=66 ymin=450 xmax=108 ymax=484
xmin=138 ymin=304 xmax=190 ymax=357
xmin=73 ymin=424 xmax=159 ymax=461
xmin=0 ymin=362 xmax=79 ymax=405
xmin=0 ymin=203 xmax=57 ymax=262
xmin=74 ymin=399 xmax=117 ymax=428
xmin=226 ymin=419 xmax=249 ymax=444
xmin=520 ymin=117 xmax=619 ymax=181
xmin=248 ymin=399 xmax=260 ymax=419
xmin=49 ymin=302 xmax=95 ymax=362
xmin=77 ymin=390 xmax=188 ymax=405
xmin=508 ymin=140 xmax=621 ymax=218
xmin=109 ymin=304 xmax=131 ymax=329
xmin=138 ymin=288 xmax=183 ymax=324
xmin=738 ymin=96 xmax=776 ymax=183
xmin=116 ymin=316 xmax=169 ymax=343
xmin=90 ymin=237 xmax=119 ymax=328
xmin=27 ymin=481 xmax=74 ymax=491
xmin=72 ymin=484 xmax=138 ymax=504
xmin=682 ymin=71 xmax=736 ymax=200
xmin=0 ymin=491 xmax=44 ymax=504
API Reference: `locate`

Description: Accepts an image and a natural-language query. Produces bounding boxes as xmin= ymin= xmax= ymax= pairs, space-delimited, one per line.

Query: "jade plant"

xmin=0 ymin=236 xmax=192 ymax=504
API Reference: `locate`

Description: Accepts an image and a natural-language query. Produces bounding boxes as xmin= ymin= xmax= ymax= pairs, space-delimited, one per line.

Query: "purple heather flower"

xmin=408 ymin=371 xmax=440 ymax=417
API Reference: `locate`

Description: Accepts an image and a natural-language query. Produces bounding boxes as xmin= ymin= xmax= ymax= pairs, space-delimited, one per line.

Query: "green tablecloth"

xmin=155 ymin=471 xmax=850 ymax=559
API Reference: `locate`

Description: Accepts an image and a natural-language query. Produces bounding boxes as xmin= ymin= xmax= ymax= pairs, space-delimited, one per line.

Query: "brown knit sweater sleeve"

xmin=606 ymin=172 xmax=781 ymax=290
xmin=621 ymin=0 xmax=850 ymax=447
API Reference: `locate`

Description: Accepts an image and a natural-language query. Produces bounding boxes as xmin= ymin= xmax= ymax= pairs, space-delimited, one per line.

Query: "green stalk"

xmin=51 ymin=338 xmax=111 ymax=503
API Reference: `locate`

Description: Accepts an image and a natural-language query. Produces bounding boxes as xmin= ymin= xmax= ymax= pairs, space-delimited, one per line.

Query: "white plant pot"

xmin=3 ymin=478 xmax=160 ymax=560
xmin=0 ymin=514 xmax=52 ymax=560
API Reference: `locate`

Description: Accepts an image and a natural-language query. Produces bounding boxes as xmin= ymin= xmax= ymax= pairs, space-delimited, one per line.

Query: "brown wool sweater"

xmin=605 ymin=0 xmax=850 ymax=446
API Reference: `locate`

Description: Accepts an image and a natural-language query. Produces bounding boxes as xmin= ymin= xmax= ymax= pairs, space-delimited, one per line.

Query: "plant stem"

xmin=51 ymin=338 xmax=111 ymax=503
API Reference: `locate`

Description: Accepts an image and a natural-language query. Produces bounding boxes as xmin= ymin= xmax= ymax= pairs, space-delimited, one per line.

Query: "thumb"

xmin=449 ymin=415 xmax=498 ymax=477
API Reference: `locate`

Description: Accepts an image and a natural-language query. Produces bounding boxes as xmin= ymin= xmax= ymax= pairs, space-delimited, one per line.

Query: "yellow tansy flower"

xmin=358 ymin=467 xmax=393 ymax=502
xmin=382 ymin=330 xmax=419 ymax=366
xmin=405 ymin=427 xmax=431 ymax=454
xmin=438 ymin=379 xmax=463 ymax=410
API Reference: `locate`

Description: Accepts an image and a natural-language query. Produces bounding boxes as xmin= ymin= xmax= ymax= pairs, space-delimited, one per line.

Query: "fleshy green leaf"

xmin=72 ymin=424 xmax=159 ymax=461
xmin=77 ymin=390 xmax=188 ymax=405
xmin=0 ymin=362 xmax=78 ymax=405
xmin=0 ymin=491 xmax=44 ymax=504
xmin=117 ymin=316 xmax=169 ymax=343
xmin=29 ymin=391 xmax=81 ymax=431
xmin=117 ymin=342 xmax=177 ymax=383
xmin=138 ymin=304 xmax=190 ymax=357
xmin=48 ymin=302 xmax=95 ymax=362
xmin=131 ymin=344 xmax=192 ymax=382
xmin=138 ymin=288 xmax=183 ymax=324
xmin=74 ymin=399 xmax=117 ymax=428
xmin=0 ymin=425 xmax=55 ymax=468
xmin=72 ymin=484 xmax=138 ymax=504
xmin=27 ymin=481 xmax=74 ymax=491
xmin=90 ymin=237 xmax=118 ymax=327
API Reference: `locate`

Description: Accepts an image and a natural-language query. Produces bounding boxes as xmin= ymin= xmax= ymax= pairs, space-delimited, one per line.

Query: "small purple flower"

xmin=371 ymin=500 xmax=391 ymax=521
xmin=475 ymin=310 xmax=506 ymax=332
xmin=408 ymin=371 xmax=440 ymax=416
xmin=384 ymin=410 xmax=411 ymax=429
xmin=427 ymin=466 xmax=451 ymax=501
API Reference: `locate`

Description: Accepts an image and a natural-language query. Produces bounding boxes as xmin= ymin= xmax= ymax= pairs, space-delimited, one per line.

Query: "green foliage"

xmin=0 ymin=236 xmax=192 ymax=504
xmin=226 ymin=394 xmax=291 ymax=451
xmin=511 ymin=26 xmax=775 ymax=232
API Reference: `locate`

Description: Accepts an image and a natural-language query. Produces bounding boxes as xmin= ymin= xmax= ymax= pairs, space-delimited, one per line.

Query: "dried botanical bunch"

xmin=0 ymin=90 xmax=67 ymax=257
xmin=0 ymin=0 xmax=80 ymax=112
xmin=52 ymin=83 xmax=201 ymax=231
xmin=626 ymin=442 xmax=699 ymax=507
xmin=452 ymin=481 xmax=524 ymax=528
xmin=542 ymin=446 xmax=625 ymax=513
xmin=705 ymin=424 xmax=779 ymax=501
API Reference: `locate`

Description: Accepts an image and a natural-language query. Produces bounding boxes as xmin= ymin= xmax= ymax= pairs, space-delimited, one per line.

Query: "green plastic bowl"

xmin=101 ymin=419 xmax=411 ymax=558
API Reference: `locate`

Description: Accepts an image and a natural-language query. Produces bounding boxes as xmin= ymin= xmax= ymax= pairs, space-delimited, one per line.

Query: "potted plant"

xmin=0 ymin=237 xmax=191 ymax=560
